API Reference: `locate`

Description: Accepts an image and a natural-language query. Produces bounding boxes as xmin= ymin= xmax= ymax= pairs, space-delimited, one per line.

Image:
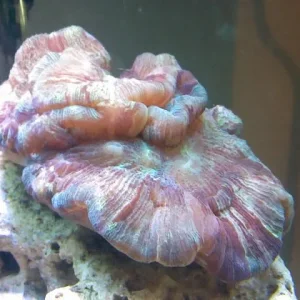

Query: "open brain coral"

xmin=0 ymin=26 xmax=294 ymax=283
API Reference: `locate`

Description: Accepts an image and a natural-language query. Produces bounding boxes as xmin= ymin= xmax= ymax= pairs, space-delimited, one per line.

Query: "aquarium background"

xmin=0 ymin=0 xmax=299 ymax=294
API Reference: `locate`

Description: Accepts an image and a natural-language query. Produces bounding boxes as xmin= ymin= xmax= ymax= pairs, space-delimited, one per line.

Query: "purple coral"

xmin=0 ymin=26 xmax=294 ymax=282
xmin=22 ymin=107 xmax=293 ymax=282
xmin=0 ymin=27 xmax=207 ymax=154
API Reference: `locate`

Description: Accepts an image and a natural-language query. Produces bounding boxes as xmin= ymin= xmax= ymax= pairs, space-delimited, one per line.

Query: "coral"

xmin=0 ymin=160 xmax=296 ymax=299
xmin=0 ymin=26 xmax=207 ymax=154
xmin=0 ymin=26 xmax=294 ymax=283
xmin=21 ymin=106 xmax=294 ymax=282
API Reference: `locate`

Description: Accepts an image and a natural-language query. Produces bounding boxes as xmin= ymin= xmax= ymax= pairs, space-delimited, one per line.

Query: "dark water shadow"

xmin=252 ymin=0 xmax=300 ymax=265
xmin=0 ymin=0 xmax=34 ymax=81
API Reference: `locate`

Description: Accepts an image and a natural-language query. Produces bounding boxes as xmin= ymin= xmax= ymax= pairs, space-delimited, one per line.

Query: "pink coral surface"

xmin=0 ymin=26 xmax=207 ymax=154
xmin=0 ymin=26 xmax=294 ymax=282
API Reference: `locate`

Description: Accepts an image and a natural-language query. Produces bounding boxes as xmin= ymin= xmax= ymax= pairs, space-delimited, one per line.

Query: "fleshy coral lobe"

xmin=0 ymin=25 xmax=294 ymax=283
